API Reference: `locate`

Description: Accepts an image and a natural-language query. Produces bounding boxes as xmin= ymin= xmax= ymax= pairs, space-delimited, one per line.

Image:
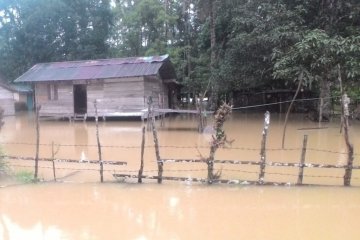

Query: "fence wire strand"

xmin=231 ymin=96 xmax=340 ymax=110
xmin=7 ymin=163 xmax=359 ymax=181
xmin=0 ymin=141 xmax=359 ymax=156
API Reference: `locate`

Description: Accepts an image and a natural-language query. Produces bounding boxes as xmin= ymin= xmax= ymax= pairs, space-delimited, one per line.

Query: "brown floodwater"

xmin=0 ymin=112 xmax=360 ymax=239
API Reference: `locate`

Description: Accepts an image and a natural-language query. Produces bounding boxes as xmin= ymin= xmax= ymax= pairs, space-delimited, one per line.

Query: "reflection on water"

xmin=74 ymin=123 xmax=89 ymax=162
xmin=0 ymin=112 xmax=360 ymax=239
xmin=1 ymin=215 xmax=65 ymax=240
xmin=1 ymin=184 xmax=360 ymax=240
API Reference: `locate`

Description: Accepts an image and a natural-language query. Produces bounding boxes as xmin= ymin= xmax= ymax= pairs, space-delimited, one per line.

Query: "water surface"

xmin=0 ymin=112 xmax=359 ymax=239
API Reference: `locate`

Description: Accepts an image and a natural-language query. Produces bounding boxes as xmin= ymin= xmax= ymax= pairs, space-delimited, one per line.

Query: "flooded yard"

xmin=1 ymin=112 xmax=360 ymax=239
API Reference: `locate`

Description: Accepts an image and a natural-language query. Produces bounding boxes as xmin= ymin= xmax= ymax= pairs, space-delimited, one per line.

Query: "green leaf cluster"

xmin=0 ymin=0 xmax=359 ymax=102
xmin=0 ymin=0 xmax=113 ymax=80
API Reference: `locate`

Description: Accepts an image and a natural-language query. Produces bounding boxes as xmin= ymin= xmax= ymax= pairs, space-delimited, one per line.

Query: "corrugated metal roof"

xmin=10 ymin=84 xmax=33 ymax=93
xmin=14 ymin=55 xmax=176 ymax=83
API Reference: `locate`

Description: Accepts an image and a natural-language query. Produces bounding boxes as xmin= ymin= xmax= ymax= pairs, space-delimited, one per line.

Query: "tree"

xmin=111 ymin=0 xmax=179 ymax=57
xmin=215 ymin=0 xmax=304 ymax=94
xmin=0 ymin=0 xmax=113 ymax=81
xmin=272 ymin=0 xmax=360 ymax=120
xmin=273 ymin=29 xmax=360 ymax=120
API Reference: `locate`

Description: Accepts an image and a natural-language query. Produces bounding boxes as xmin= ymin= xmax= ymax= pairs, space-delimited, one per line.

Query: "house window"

xmin=47 ymin=84 xmax=58 ymax=100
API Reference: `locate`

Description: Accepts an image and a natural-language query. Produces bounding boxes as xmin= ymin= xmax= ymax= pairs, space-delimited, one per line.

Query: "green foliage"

xmin=111 ymin=0 xmax=179 ymax=57
xmin=214 ymin=0 xmax=305 ymax=92
xmin=273 ymin=29 xmax=360 ymax=89
xmin=14 ymin=170 xmax=34 ymax=183
xmin=0 ymin=0 xmax=113 ymax=81
xmin=0 ymin=0 xmax=359 ymax=101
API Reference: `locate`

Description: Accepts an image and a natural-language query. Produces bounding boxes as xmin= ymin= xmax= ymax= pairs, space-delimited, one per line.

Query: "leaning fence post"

xmin=138 ymin=126 xmax=146 ymax=183
xmin=148 ymin=97 xmax=163 ymax=183
xmin=94 ymin=100 xmax=104 ymax=183
xmin=297 ymin=135 xmax=308 ymax=185
xmin=342 ymin=94 xmax=354 ymax=186
xmin=51 ymin=141 xmax=60 ymax=182
xmin=34 ymin=105 xmax=41 ymax=180
xmin=197 ymin=96 xmax=204 ymax=133
xmin=258 ymin=111 xmax=270 ymax=184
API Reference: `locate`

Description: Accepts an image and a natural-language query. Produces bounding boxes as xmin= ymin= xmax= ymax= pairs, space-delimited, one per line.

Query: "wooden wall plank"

xmin=33 ymin=75 xmax=171 ymax=117
xmin=0 ymin=86 xmax=15 ymax=115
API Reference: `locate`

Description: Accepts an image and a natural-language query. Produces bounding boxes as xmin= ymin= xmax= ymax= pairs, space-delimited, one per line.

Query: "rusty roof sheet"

xmin=14 ymin=55 xmax=175 ymax=83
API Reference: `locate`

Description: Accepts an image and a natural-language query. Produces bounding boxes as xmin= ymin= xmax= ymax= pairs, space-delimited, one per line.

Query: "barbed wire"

xmin=220 ymin=168 xmax=359 ymax=180
xmin=2 ymin=155 xmax=127 ymax=165
xmin=6 ymin=163 xmax=359 ymax=181
xmin=1 ymin=141 xmax=358 ymax=156
xmin=0 ymin=142 xmax=146 ymax=148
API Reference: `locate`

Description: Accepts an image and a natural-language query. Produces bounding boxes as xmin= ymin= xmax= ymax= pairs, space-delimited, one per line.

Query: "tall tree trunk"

xmin=184 ymin=0 xmax=192 ymax=86
xmin=209 ymin=0 xmax=217 ymax=110
xmin=164 ymin=0 xmax=169 ymax=42
xmin=319 ymin=78 xmax=331 ymax=121
xmin=209 ymin=0 xmax=216 ymax=69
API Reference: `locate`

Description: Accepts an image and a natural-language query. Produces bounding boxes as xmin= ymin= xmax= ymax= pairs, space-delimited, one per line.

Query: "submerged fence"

xmin=1 ymin=121 xmax=359 ymax=187
xmin=1 ymin=137 xmax=359 ymax=186
xmin=1 ymin=96 xmax=359 ymax=187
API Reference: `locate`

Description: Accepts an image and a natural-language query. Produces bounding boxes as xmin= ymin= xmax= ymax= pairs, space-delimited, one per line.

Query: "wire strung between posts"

xmin=0 ymin=142 xmax=147 ymax=148
xmin=231 ymin=96 xmax=340 ymax=110
xmin=7 ymin=163 xmax=360 ymax=181
xmin=221 ymin=168 xmax=359 ymax=180
xmin=7 ymin=164 xmax=118 ymax=172
xmin=2 ymin=155 xmax=127 ymax=165
xmin=1 ymin=141 xmax=358 ymax=156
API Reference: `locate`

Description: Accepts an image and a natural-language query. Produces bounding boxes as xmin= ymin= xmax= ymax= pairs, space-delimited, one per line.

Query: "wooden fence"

xmin=1 ymin=96 xmax=358 ymax=187
xmin=113 ymin=98 xmax=358 ymax=187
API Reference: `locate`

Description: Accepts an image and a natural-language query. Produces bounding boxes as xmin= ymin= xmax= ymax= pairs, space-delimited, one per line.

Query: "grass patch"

xmin=14 ymin=171 xmax=35 ymax=183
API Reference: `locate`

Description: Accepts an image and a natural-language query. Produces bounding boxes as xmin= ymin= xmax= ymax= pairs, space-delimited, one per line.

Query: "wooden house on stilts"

xmin=14 ymin=55 xmax=178 ymax=120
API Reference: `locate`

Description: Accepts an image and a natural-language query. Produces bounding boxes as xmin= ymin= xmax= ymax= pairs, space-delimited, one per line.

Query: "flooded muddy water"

xmin=1 ymin=112 xmax=360 ymax=239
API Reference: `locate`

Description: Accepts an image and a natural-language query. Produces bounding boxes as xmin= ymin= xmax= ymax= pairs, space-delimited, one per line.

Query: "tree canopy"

xmin=0 ymin=0 xmax=112 ymax=80
xmin=0 ymin=0 xmax=359 ymax=108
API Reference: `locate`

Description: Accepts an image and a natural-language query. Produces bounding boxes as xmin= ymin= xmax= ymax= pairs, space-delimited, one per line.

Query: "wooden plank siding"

xmin=33 ymin=76 xmax=170 ymax=118
xmin=35 ymin=83 xmax=73 ymax=117
xmin=87 ymin=81 xmax=104 ymax=116
xmin=0 ymin=85 xmax=15 ymax=116
xmin=87 ymin=77 xmax=146 ymax=116
xmin=144 ymin=76 xmax=169 ymax=109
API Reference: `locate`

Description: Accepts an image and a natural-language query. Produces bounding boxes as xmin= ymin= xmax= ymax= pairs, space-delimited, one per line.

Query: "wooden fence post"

xmin=148 ymin=97 xmax=163 ymax=183
xmin=34 ymin=105 xmax=41 ymax=180
xmin=94 ymin=100 xmax=104 ymax=183
xmin=51 ymin=141 xmax=60 ymax=182
xmin=342 ymin=94 xmax=354 ymax=186
xmin=338 ymin=64 xmax=344 ymax=133
xmin=138 ymin=126 xmax=146 ymax=183
xmin=258 ymin=111 xmax=270 ymax=184
xmin=297 ymin=135 xmax=308 ymax=185
xmin=197 ymin=96 xmax=205 ymax=133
